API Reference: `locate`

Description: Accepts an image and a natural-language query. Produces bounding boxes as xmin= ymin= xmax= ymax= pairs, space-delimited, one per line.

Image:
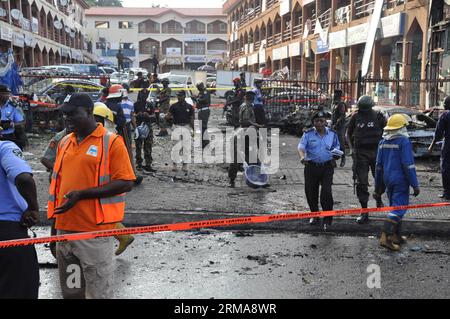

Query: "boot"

xmin=322 ymin=217 xmax=333 ymax=231
xmin=339 ymin=156 xmax=346 ymax=168
xmin=379 ymin=220 xmax=400 ymax=251
xmin=309 ymin=218 xmax=320 ymax=226
xmin=356 ymin=213 xmax=369 ymax=224
xmin=134 ymin=176 xmax=144 ymax=186
xmin=144 ymin=166 xmax=157 ymax=173
xmin=391 ymin=221 xmax=407 ymax=245
xmin=114 ymin=223 xmax=135 ymax=256
xmin=228 ymin=180 xmax=235 ymax=188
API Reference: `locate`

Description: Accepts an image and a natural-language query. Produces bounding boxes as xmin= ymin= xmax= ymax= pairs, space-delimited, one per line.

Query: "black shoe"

xmin=309 ymin=218 xmax=320 ymax=226
xmin=356 ymin=213 xmax=369 ymax=224
xmin=134 ymin=176 xmax=144 ymax=186
xmin=228 ymin=180 xmax=235 ymax=188
xmin=143 ymin=166 xmax=157 ymax=173
xmin=322 ymin=217 xmax=333 ymax=231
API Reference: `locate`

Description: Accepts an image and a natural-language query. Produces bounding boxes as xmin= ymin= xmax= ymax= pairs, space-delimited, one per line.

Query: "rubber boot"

xmin=391 ymin=220 xmax=407 ymax=245
xmin=379 ymin=220 xmax=400 ymax=251
xmin=114 ymin=223 xmax=135 ymax=256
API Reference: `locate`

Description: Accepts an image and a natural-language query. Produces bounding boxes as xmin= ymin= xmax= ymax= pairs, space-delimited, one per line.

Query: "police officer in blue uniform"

xmin=429 ymin=96 xmax=450 ymax=200
xmin=0 ymin=140 xmax=40 ymax=298
xmin=298 ymin=111 xmax=341 ymax=231
xmin=0 ymin=84 xmax=25 ymax=149
xmin=375 ymin=114 xmax=420 ymax=251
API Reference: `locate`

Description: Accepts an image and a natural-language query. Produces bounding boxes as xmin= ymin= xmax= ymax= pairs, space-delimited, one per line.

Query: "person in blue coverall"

xmin=251 ymin=79 xmax=266 ymax=126
xmin=429 ymin=96 xmax=450 ymax=200
xmin=374 ymin=114 xmax=420 ymax=251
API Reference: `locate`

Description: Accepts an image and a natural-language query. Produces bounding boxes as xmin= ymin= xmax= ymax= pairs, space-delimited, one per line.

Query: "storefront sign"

xmin=208 ymin=57 xmax=223 ymax=64
xmin=21 ymin=18 xmax=31 ymax=31
xmin=280 ymin=45 xmax=289 ymax=59
xmin=347 ymin=23 xmax=368 ymax=46
xmin=185 ymin=55 xmax=207 ymax=63
xmin=1 ymin=26 xmax=12 ymax=42
xmin=24 ymin=34 xmax=35 ymax=47
xmin=273 ymin=47 xmax=281 ymax=60
xmin=166 ymin=47 xmax=181 ymax=56
xmin=380 ymin=12 xmax=405 ymax=39
xmin=329 ymin=30 xmax=347 ymax=49
xmin=238 ymin=56 xmax=247 ymax=67
xmin=166 ymin=57 xmax=182 ymax=65
xmin=316 ymin=38 xmax=329 ymax=54
xmin=248 ymin=53 xmax=258 ymax=65
xmin=289 ymin=42 xmax=301 ymax=57
xmin=184 ymin=36 xmax=207 ymax=42
xmin=280 ymin=0 xmax=291 ymax=16
xmin=13 ymin=33 xmax=24 ymax=48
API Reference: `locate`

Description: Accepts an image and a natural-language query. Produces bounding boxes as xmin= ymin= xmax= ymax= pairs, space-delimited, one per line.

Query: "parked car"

xmin=373 ymin=106 xmax=440 ymax=157
xmin=100 ymin=66 xmax=118 ymax=75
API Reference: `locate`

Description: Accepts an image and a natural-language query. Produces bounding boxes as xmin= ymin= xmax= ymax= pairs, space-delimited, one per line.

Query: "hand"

xmin=413 ymin=187 xmax=420 ymax=197
xmin=20 ymin=210 xmax=40 ymax=228
xmin=301 ymin=158 xmax=309 ymax=165
xmin=373 ymin=192 xmax=382 ymax=201
xmin=428 ymin=145 xmax=434 ymax=153
xmin=54 ymin=191 xmax=83 ymax=215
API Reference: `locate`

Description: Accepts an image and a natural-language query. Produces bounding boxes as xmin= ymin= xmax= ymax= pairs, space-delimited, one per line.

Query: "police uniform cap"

xmin=176 ymin=90 xmax=186 ymax=97
xmin=312 ymin=111 xmax=327 ymax=120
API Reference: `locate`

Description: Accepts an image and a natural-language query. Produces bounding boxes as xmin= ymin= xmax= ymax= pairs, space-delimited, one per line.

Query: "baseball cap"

xmin=58 ymin=93 xmax=94 ymax=113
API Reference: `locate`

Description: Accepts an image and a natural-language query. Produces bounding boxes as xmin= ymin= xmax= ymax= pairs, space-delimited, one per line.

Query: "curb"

xmin=38 ymin=210 xmax=450 ymax=238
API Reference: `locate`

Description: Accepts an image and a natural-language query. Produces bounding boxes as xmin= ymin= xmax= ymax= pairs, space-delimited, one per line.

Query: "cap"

xmin=58 ymin=93 xmax=94 ymax=113
xmin=0 ymin=84 xmax=11 ymax=94
xmin=233 ymin=77 xmax=241 ymax=83
xmin=176 ymin=90 xmax=186 ymax=97
xmin=312 ymin=111 xmax=327 ymax=121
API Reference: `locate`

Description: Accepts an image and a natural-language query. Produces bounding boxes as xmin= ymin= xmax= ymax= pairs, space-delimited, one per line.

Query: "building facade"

xmin=85 ymin=7 xmax=228 ymax=72
xmin=0 ymin=0 xmax=95 ymax=67
xmin=224 ymin=0 xmax=431 ymax=106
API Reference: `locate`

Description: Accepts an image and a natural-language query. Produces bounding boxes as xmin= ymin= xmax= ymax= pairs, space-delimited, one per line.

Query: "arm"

xmin=374 ymin=142 xmax=385 ymax=195
xmin=15 ymin=172 xmax=40 ymax=227
xmin=429 ymin=114 xmax=447 ymax=151
xmin=346 ymin=115 xmax=355 ymax=150
xmin=297 ymin=135 xmax=308 ymax=163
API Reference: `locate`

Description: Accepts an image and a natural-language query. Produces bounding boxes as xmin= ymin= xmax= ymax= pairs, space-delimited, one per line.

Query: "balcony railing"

xmin=267 ymin=35 xmax=273 ymax=47
xmin=266 ymin=0 xmax=276 ymax=10
xmin=292 ymin=24 xmax=303 ymax=39
xmin=254 ymin=41 xmax=260 ymax=51
xmin=335 ymin=5 xmax=351 ymax=25
xmin=273 ymin=33 xmax=282 ymax=45
xmin=318 ymin=8 xmax=331 ymax=29
xmin=283 ymin=25 xmax=292 ymax=41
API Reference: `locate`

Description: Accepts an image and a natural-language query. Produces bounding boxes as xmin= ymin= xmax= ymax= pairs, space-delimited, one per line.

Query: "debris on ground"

xmin=234 ymin=231 xmax=254 ymax=237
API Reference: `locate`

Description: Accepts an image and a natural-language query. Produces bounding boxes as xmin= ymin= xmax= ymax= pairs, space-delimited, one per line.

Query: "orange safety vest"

xmin=47 ymin=131 xmax=126 ymax=225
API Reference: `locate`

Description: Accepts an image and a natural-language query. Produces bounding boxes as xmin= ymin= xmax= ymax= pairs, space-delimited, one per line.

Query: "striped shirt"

xmin=121 ymin=99 xmax=134 ymax=123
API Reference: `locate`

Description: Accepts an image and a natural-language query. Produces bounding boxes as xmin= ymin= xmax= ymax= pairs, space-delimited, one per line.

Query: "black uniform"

xmin=134 ymin=94 xmax=155 ymax=168
xmin=195 ymin=90 xmax=211 ymax=148
xmin=347 ymin=109 xmax=386 ymax=207
xmin=229 ymin=88 xmax=245 ymax=129
xmin=331 ymin=99 xmax=347 ymax=160
xmin=169 ymin=101 xmax=194 ymax=126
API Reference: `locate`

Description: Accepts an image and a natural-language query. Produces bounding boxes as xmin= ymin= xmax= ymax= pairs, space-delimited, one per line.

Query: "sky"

xmin=121 ymin=0 xmax=224 ymax=8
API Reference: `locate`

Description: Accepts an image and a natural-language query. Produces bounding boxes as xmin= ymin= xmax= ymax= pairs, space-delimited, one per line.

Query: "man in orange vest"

xmin=47 ymin=93 xmax=136 ymax=299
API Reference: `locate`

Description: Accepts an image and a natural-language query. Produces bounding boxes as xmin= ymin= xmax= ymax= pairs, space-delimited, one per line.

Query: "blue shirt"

xmin=298 ymin=127 xmax=340 ymax=163
xmin=0 ymin=141 xmax=32 ymax=222
xmin=1 ymin=101 xmax=24 ymax=135
xmin=121 ymin=99 xmax=134 ymax=124
xmin=252 ymin=87 xmax=263 ymax=107
xmin=375 ymin=136 xmax=419 ymax=189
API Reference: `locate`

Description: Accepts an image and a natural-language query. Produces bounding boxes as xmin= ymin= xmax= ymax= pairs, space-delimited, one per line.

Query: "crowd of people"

xmin=0 ymin=71 xmax=450 ymax=299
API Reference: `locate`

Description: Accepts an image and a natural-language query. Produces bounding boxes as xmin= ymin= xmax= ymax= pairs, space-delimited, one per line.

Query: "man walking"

xmin=375 ymin=114 xmax=420 ymax=251
xmin=347 ymin=95 xmax=386 ymax=224
xmin=194 ymin=82 xmax=211 ymax=149
xmin=156 ymin=78 xmax=171 ymax=137
xmin=48 ymin=93 xmax=135 ymax=299
xmin=429 ymin=96 xmax=450 ymax=200
xmin=252 ymin=79 xmax=266 ymax=126
xmin=298 ymin=111 xmax=342 ymax=231
xmin=331 ymin=89 xmax=347 ymax=167
xmin=0 ymin=140 xmax=40 ymax=299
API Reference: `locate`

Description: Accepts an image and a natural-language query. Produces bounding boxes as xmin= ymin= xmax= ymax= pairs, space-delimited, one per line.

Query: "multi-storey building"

xmin=224 ymin=0 xmax=430 ymax=105
xmin=85 ymin=7 xmax=227 ymax=71
xmin=0 ymin=0 xmax=94 ymax=67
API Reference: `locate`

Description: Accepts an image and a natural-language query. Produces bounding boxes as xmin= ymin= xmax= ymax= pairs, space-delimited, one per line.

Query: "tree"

xmin=85 ymin=0 xmax=123 ymax=7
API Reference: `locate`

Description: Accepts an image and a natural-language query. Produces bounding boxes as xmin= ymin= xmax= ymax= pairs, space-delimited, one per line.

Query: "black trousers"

xmin=441 ymin=144 xmax=450 ymax=197
xmin=198 ymin=109 xmax=210 ymax=148
xmin=0 ymin=221 xmax=39 ymax=299
xmin=304 ymin=162 xmax=334 ymax=213
xmin=353 ymin=148 xmax=377 ymax=206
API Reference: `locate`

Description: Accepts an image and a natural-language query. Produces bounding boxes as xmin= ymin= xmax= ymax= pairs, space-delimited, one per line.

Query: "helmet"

xmin=161 ymin=78 xmax=169 ymax=84
xmin=232 ymin=77 xmax=241 ymax=84
xmin=384 ymin=114 xmax=409 ymax=131
xmin=94 ymin=102 xmax=115 ymax=122
xmin=357 ymin=95 xmax=374 ymax=110
xmin=107 ymin=84 xmax=125 ymax=99
xmin=444 ymin=96 xmax=450 ymax=110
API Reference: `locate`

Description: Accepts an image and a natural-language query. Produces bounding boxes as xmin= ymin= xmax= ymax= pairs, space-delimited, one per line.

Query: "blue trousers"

xmin=441 ymin=145 xmax=450 ymax=196
xmin=386 ymin=183 xmax=410 ymax=222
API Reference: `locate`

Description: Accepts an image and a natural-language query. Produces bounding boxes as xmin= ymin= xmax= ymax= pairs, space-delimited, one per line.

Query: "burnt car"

xmin=373 ymin=106 xmax=440 ymax=157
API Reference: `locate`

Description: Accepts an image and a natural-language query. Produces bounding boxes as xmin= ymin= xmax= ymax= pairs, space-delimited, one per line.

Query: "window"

xmin=120 ymin=42 xmax=134 ymax=50
xmin=219 ymin=22 xmax=227 ymax=32
xmin=185 ymin=42 xmax=205 ymax=55
xmin=96 ymin=42 xmax=110 ymax=50
xmin=119 ymin=21 xmax=133 ymax=29
xmin=95 ymin=21 xmax=109 ymax=29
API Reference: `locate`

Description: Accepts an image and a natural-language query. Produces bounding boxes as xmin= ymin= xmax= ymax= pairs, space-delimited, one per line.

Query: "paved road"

xmin=36 ymin=228 xmax=450 ymax=299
